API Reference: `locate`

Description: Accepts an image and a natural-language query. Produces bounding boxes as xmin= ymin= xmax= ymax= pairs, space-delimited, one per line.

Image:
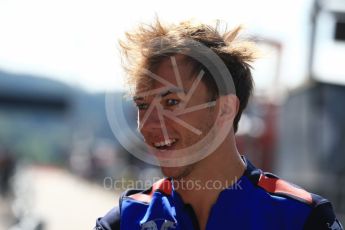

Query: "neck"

xmin=174 ymin=135 xmax=246 ymax=230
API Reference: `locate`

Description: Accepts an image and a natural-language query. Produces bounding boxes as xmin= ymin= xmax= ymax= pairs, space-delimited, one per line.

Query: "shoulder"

xmin=94 ymin=178 xmax=172 ymax=230
xmin=257 ymin=172 xmax=342 ymax=229
xmin=303 ymin=194 xmax=343 ymax=230
xmin=243 ymin=159 xmax=343 ymax=229
xmin=94 ymin=206 xmax=120 ymax=230
xmin=94 ymin=189 xmax=138 ymax=230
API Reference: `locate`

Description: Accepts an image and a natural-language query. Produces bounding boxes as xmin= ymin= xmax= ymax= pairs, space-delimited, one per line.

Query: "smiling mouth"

xmin=152 ymin=138 xmax=178 ymax=151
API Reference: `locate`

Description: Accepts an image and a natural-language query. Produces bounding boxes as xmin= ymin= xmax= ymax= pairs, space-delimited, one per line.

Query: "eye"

xmin=136 ymin=103 xmax=149 ymax=110
xmin=166 ymin=99 xmax=180 ymax=106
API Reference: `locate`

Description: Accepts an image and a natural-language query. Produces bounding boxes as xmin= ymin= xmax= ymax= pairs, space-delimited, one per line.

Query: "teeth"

xmin=154 ymin=138 xmax=176 ymax=147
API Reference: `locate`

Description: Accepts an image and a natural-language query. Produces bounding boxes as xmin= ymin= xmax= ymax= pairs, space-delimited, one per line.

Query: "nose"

xmin=138 ymin=107 xmax=163 ymax=133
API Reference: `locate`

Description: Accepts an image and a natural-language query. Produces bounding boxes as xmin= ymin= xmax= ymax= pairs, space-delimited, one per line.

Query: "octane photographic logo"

xmin=105 ymin=37 xmax=235 ymax=167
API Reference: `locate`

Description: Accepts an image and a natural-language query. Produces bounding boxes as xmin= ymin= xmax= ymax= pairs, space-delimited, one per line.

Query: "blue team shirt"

xmin=95 ymin=157 xmax=343 ymax=230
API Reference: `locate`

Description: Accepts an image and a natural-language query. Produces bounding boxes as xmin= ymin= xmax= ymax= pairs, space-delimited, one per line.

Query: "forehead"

xmin=155 ymin=55 xmax=193 ymax=84
xmin=135 ymin=55 xmax=200 ymax=94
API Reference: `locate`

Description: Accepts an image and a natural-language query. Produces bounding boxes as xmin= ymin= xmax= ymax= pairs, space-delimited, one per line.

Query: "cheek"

xmin=183 ymin=109 xmax=216 ymax=123
xmin=177 ymin=109 xmax=217 ymax=134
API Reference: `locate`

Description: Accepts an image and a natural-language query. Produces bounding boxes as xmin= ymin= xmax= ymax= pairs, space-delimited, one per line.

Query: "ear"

xmin=216 ymin=94 xmax=239 ymax=127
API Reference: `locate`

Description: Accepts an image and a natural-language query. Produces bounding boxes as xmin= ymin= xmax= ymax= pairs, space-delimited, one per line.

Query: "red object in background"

xmin=237 ymin=102 xmax=278 ymax=172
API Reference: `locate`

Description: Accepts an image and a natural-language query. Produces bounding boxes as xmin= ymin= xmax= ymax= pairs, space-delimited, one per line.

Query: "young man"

xmin=95 ymin=19 xmax=343 ymax=230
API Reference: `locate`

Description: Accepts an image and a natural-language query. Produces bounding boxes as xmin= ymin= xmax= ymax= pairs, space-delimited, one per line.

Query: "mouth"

xmin=152 ymin=138 xmax=178 ymax=151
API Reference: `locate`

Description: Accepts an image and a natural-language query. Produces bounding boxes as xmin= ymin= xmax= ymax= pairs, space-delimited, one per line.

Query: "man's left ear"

xmin=217 ymin=94 xmax=239 ymax=126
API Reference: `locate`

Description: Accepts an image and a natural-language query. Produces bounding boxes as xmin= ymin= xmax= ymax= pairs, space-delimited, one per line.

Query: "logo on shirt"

xmin=141 ymin=219 xmax=176 ymax=230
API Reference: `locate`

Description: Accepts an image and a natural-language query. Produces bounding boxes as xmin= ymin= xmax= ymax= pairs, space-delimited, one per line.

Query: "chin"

xmin=160 ymin=165 xmax=192 ymax=179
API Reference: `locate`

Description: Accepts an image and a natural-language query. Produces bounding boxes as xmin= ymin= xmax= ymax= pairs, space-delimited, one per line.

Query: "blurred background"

xmin=0 ymin=0 xmax=345 ymax=229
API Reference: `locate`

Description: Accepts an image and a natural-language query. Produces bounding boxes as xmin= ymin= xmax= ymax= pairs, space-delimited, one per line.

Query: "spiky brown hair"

xmin=119 ymin=18 xmax=258 ymax=133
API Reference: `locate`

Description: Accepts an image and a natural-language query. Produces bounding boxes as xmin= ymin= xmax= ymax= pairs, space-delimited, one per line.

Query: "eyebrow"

xmin=160 ymin=88 xmax=185 ymax=97
xmin=133 ymin=87 xmax=185 ymax=101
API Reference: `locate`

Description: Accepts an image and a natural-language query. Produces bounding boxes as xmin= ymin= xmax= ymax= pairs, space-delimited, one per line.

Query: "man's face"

xmin=134 ymin=55 xmax=220 ymax=179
